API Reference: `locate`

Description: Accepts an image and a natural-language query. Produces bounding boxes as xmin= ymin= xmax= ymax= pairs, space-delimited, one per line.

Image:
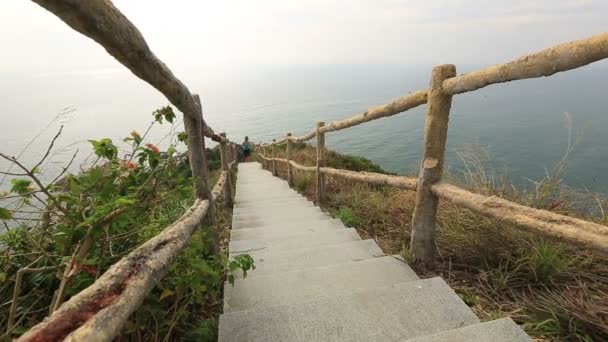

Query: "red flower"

xmin=122 ymin=161 xmax=137 ymax=169
xmin=145 ymin=143 xmax=160 ymax=154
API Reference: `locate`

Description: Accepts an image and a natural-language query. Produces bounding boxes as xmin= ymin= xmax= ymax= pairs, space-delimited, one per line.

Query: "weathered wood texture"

xmin=219 ymin=133 xmax=233 ymax=206
xmin=444 ymin=32 xmax=608 ymax=95
xmin=322 ymin=90 xmax=428 ymax=134
xmin=281 ymin=32 xmax=608 ymax=139
xmin=316 ymin=122 xmax=326 ymax=203
xmin=289 ymin=160 xmax=316 ymax=173
xmin=286 ymin=133 xmax=294 ymax=185
xmin=30 ymin=0 xmax=215 ymax=134
xmin=211 ymin=171 xmax=228 ymax=202
xmin=432 ymin=183 xmax=608 ymax=253
xmin=272 ymin=139 xmax=278 ymax=176
xmin=410 ymin=65 xmax=456 ymax=264
xmin=183 ymin=95 xmax=209 ymax=200
xmin=18 ymin=200 xmax=210 ymax=342
xmin=292 ymin=129 xmax=317 ymax=142
xmin=320 ymin=167 xmax=417 ymax=190
xmin=265 ymin=160 xmax=608 ymax=253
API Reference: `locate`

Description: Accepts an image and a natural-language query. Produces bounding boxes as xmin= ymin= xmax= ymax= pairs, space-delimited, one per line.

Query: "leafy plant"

xmin=89 ymin=138 xmax=118 ymax=160
xmin=152 ymin=106 xmax=176 ymax=124
xmin=337 ymin=207 xmax=362 ymax=227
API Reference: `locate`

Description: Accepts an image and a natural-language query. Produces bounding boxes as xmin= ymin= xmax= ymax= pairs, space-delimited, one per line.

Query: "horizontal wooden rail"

xmin=31 ymin=0 xmax=218 ymax=138
xmin=321 ymin=90 xmax=428 ymax=134
xmin=432 ymin=183 xmax=608 ymax=253
xmin=443 ymin=32 xmax=608 ymax=96
xmin=19 ymin=199 xmax=210 ymax=342
xmin=289 ymin=160 xmax=316 ymax=172
xmin=211 ymin=171 xmax=228 ymax=201
xmin=260 ymin=157 xmax=608 ymax=254
xmin=320 ymin=167 xmax=417 ymax=190
xmin=275 ymin=33 xmax=608 ymax=139
xmin=291 ymin=129 xmax=317 ymax=143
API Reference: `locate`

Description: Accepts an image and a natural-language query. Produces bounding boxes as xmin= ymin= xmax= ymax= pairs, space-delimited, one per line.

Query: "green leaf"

xmin=228 ymin=275 xmax=235 ymax=285
xmin=152 ymin=106 xmax=176 ymax=124
xmin=0 ymin=272 xmax=6 ymax=282
xmin=177 ymin=131 xmax=188 ymax=143
xmin=0 ymin=208 xmax=11 ymax=220
xmin=10 ymin=179 xmax=32 ymax=195
xmin=89 ymin=138 xmax=118 ymax=160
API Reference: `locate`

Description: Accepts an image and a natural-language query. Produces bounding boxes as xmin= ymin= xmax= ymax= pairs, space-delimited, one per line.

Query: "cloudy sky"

xmin=1 ymin=0 xmax=607 ymax=75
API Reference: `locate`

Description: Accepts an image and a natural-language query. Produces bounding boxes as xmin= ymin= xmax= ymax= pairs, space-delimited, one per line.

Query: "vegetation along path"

xmin=219 ymin=162 xmax=530 ymax=341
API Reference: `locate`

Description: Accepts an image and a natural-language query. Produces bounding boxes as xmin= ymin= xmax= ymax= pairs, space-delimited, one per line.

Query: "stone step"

xmin=234 ymin=201 xmax=311 ymax=211
xmin=229 ymin=228 xmax=361 ymax=255
xmin=230 ymin=219 xmax=345 ymax=240
xmin=232 ymin=239 xmax=384 ymax=277
xmin=218 ymin=277 xmax=479 ymax=342
xmin=224 ymin=255 xmax=419 ymax=313
xmin=234 ymin=197 xmax=310 ymax=207
xmin=235 ymin=192 xmax=304 ymax=201
xmin=403 ymin=318 xmax=530 ymax=342
xmin=232 ymin=212 xmax=332 ymax=229
xmin=232 ymin=205 xmax=325 ymax=218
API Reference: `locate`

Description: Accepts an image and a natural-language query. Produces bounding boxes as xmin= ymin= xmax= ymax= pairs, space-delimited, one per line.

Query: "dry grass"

xmin=260 ymin=145 xmax=608 ymax=342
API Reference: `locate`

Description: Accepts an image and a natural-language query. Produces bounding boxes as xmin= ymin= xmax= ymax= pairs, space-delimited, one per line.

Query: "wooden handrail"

xmin=259 ymin=158 xmax=608 ymax=255
xmin=21 ymin=1 xmax=242 ymax=340
xmin=260 ymin=32 xmax=608 ymax=260
xmin=432 ymin=183 xmax=608 ymax=253
xmin=443 ymin=32 xmax=608 ymax=96
xmin=19 ymin=199 xmax=210 ymax=342
xmin=275 ymin=33 xmax=608 ymax=138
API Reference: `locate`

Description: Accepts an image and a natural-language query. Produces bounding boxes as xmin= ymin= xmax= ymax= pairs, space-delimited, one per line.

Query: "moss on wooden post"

xmin=316 ymin=122 xmax=326 ymax=204
xmin=410 ymin=65 xmax=456 ymax=266
xmin=286 ymin=133 xmax=294 ymax=186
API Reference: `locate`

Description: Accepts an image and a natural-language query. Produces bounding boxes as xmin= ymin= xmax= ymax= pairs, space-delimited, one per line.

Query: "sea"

xmin=1 ymin=62 xmax=607 ymax=193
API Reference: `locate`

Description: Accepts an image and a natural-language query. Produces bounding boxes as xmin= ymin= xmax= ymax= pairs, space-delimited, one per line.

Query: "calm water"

xmin=1 ymin=63 xmax=607 ymax=192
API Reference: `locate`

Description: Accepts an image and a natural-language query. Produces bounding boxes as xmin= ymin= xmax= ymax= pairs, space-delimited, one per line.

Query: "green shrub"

xmin=294 ymin=174 xmax=311 ymax=193
xmin=337 ymin=207 xmax=362 ymax=227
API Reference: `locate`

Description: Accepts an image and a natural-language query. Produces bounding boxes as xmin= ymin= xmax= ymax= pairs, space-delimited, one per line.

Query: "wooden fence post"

xmin=316 ymin=122 xmax=326 ymax=204
xmin=219 ymin=133 xmax=233 ymax=206
xmin=286 ymin=133 xmax=293 ymax=186
xmin=183 ymin=94 xmax=217 ymax=252
xmin=272 ymin=139 xmax=277 ymax=176
xmin=410 ymin=64 xmax=456 ymax=265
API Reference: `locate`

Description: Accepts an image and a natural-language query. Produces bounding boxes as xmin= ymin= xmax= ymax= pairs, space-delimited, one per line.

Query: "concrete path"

xmin=219 ymin=162 xmax=530 ymax=341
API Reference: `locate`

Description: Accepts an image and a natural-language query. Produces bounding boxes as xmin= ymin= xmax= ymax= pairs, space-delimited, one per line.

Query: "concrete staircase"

xmin=219 ymin=162 xmax=530 ymax=341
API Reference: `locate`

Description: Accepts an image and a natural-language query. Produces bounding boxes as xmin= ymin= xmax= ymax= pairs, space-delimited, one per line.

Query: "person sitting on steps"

xmin=243 ymin=136 xmax=252 ymax=162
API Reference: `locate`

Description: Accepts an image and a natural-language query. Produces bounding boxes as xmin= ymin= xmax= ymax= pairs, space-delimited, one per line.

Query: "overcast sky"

xmin=1 ymin=0 xmax=607 ymax=76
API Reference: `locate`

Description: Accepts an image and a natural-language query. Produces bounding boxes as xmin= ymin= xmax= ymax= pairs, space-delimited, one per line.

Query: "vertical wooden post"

xmin=286 ymin=133 xmax=293 ymax=186
xmin=184 ymin=94 xmax=217 ymax=252
xmin=272 ymin=139 xmax=277 ymax=176
xmin=219 ymin=133 xmax=233 ymax=206
xmin=316 ymin=122 xmax=326 ymax=204
xmin=183 ymin=97 xmax=208 ymax=200
xmin=194 ymin=95 xmax=215 ymax=224
xmin=410 ymin=64 xmax=456 ymax=265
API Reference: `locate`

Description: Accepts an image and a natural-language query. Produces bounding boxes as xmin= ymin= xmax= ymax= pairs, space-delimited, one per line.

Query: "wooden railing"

xmin=18 ymin=1 xmax=239 ymax=341
xmin=257 ymin=32 xmax=608 ymax=263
